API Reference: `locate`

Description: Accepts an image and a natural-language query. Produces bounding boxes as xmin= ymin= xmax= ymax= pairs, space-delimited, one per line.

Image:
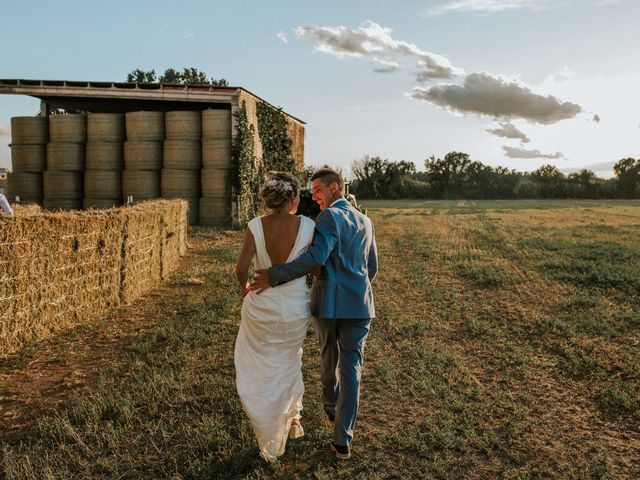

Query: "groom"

xmin=251 ymin=168 xmax=378 ymax=460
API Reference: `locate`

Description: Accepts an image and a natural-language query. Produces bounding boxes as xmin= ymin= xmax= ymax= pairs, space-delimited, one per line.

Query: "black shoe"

xmin=331 ymin=443 xmax=351 ymax=460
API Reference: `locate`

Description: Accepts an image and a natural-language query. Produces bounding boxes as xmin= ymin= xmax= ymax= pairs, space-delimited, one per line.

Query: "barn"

xmin=0 ymin=78 xmax=305 ymax=225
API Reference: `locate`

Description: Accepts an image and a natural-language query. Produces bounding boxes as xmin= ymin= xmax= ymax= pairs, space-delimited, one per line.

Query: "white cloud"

xmin=294 ymin=21 xmax=463 ymax=79
xmin=184 ymin=31 xmax=194 ymax=39
xmin=0 ymin=123 xmax=9 ymax=136
xmin=429 ymin=0 xmax=550 ymax=15
xmin=429 ymin=0 xmax=632 ymax=15
xmin=502 ymin=145 xmax=564 ymax=159
xmin=412 ymin=72 xmax=583 ymax=124
xmin=486 ymin=121 xmax=530 ymax=143
xmin=373 ymin=58 xmax=401 ymax=73
xmin=276 ymin=31 xmax=288 ymax=44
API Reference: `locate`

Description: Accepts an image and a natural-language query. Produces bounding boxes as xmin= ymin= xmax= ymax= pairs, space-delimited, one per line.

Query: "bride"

xmin=234 ymin=172 xmax=315 ymax=462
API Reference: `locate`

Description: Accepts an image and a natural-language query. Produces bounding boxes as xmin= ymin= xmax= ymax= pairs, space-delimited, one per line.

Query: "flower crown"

xmin=264 ymin=179 xmax=294 ymax=192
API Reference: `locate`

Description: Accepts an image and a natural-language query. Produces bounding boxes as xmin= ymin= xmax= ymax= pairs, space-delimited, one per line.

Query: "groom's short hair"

xmin=311 ymin=168 xmax=344 ymax=193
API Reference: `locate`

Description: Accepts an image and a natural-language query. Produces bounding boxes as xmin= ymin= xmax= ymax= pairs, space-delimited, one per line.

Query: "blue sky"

xmin=1 ymin=0 xmax=639 ymax=178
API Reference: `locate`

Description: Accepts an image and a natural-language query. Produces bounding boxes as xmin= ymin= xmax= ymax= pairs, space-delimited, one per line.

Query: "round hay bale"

xmin=86 ymin=141 xmax=124 ymax=170
xmin=122 ymin=169 xmax=160 ymax=200
xmin=47 ymin=143 xmax=85 ymax=171
xmin=124 ymin=141 xmax=163 ymax=170
xmin=83 ymin=197 xmax=122 ymax=209
xmin=43 ymin=197 xmax=83 ymax=211
xmin=6 ymin=172 xmax=43 ymax=203
xmin=199 ymin=196 xmax=231 ymax=226
xmin=11 ymin=143 xmax=46 ymax=172
xmin=10 ymin=116 xmax=48 ymax=144
xmin=43 ymin=171 xmax=83 ymax=199
xmin=87 ymin=113 xmax=125 ymax=142
xmin=202 ymin=138 xmax=231 ymax=169
xmin=202 ymin=109 xmax=231 ymax=140
xmin=84 ymin=170 xmax=122 ymax=199
xmin=163 ymin=140 xmax=201 ymax=170
xmin=161 ymin=169 xmax=200 ymax=197
xmin=125 ymin=111 xmax=164 ymax=141
xmin=49 ymin=114 xmax=87 ymax=143
xmin=165 ymin=111 xmax=202 ymax=140
xmin=201 ymin=168 xmax=229 ymax=197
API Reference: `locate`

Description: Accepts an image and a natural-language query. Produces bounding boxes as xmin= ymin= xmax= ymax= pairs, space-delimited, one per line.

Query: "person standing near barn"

xmin=0 ymin=193 xmax=13 ymax=217
xmin=251 ymin=168 xmax=378 ymax=460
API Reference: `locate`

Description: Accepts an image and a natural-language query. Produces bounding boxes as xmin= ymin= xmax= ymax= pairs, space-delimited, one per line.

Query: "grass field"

xmin=1 ymin=200 xmax=639 ymax=479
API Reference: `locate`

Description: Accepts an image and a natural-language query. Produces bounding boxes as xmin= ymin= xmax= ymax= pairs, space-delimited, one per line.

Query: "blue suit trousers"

xmin=314 ymin=317 xmax=371 ymax=446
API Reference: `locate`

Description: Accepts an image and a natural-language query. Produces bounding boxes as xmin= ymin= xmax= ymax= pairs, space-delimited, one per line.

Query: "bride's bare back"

xmin=261 ymin=214 xmax=301 ymax=265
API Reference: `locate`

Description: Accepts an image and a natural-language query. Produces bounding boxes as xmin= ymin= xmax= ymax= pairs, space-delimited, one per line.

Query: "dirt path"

xmin=0 ymin=235 xmax=207 ymax=444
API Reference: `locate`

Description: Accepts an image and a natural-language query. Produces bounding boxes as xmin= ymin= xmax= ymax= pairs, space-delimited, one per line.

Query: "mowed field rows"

xmin=1 ymin=200 xmax=639 ymax=479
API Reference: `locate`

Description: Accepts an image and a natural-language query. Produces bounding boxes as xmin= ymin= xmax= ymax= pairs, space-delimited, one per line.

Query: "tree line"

xmin=126 ymin=67 xmax=228 ymax=86
xmin=350 ymin=153 xmax=640 ymax=200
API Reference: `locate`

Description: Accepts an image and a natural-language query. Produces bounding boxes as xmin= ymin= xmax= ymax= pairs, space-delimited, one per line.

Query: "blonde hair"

xmin=259 ymin=172 xmax=299 ymax=209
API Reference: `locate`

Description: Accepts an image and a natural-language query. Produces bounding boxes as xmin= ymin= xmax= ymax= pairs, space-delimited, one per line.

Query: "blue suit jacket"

xmin=267 ymin=198 xmax=378 ymax=319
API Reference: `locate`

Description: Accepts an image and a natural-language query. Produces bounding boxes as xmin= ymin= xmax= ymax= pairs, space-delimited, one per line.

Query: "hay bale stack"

xmin=0 ymin=199 xmax=188 ymax=356
xmin=8 ymin=116 xmax=48 ymax=204
xmin=161 ymin=111 xmax=202 ymax=225
xmin=200 ymin=109 xmax=232 ymax=226
xmin=123 ymin=111 xmax=165 ymax=205
xmin=84 ymin=113 xmax=124 ymax=209
xmin=44 ymin=114 xmax=86 ymax=211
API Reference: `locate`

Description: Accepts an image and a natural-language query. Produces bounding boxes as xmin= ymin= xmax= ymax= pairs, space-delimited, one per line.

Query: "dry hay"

xmin=0 ymin=199 xmax=188 ymax=356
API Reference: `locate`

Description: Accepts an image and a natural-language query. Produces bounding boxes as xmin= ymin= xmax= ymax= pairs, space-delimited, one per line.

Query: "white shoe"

xmin=288 ymin=419 xmax=304 ymax=439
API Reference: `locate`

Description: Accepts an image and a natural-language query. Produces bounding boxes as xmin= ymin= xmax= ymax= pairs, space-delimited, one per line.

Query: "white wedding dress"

xmin=235 ymin=215 xmax=315 ymax=461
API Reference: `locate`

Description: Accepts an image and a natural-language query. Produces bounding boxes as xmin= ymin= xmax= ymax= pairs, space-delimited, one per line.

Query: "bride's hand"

xmin=241 ymin=283 xmax=251 ymax=299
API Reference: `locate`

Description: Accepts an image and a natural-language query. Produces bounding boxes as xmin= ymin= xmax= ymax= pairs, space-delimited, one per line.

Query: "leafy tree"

xmin=424 ymin=151 xmax=472 ymax=198
xmin=352 ymin=156 xmax=417 ymax=199
xmin=127 ymin=67 xmax=229 ymax=86
xmin=533 ymin=164 xmax=565 ymax=198
xmin=613 ymin=157 xmax=640 ymax=198
xmin=126 ymin=69 xmax=157 ymax=83
xmin=182 ymin=67 xmax=210 ymax=85
xmin=159 ymin=68 xmax=182 ymax=84
xmin=567 ymin=169 xmax=598 ymax=198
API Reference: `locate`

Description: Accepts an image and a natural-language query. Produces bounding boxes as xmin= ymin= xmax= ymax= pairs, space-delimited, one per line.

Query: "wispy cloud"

xmin=373 ymin=58 xmax=401 ymax=73
xmin=429 ymin=0 xmax=549 ymax=15
xmin=502 ymin=145 xmax=564 ymax=159
xmin=184 ymin=31 xmax=194 ymax=39
xmin=428 ymin=0 xmax=627 ymax=15
xmin=412 ymin=72 xmax=582 ymax=124
xmin=294 ymin=21 xmax=464 ymax=79
xmin=486 ymin=121 xmax=530 ymax=143
xmin=276 ymin=31 xmax=288 ymax=44
xmin=0 ymin=124 xmax=9 ymax=136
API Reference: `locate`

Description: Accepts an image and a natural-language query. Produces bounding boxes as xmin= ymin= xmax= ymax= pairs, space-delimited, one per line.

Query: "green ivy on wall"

xmin=231 ymin=102 xmax=260 ymax=227
xmin=256 ymin=101 xmax=295 ymax=174
xmin=231 ymin=101 xmax=297 ymax=228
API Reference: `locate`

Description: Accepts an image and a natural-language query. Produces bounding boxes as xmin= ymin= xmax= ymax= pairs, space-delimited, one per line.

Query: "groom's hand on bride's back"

xmin=250 ymin=269 xmax=271 ymax=294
